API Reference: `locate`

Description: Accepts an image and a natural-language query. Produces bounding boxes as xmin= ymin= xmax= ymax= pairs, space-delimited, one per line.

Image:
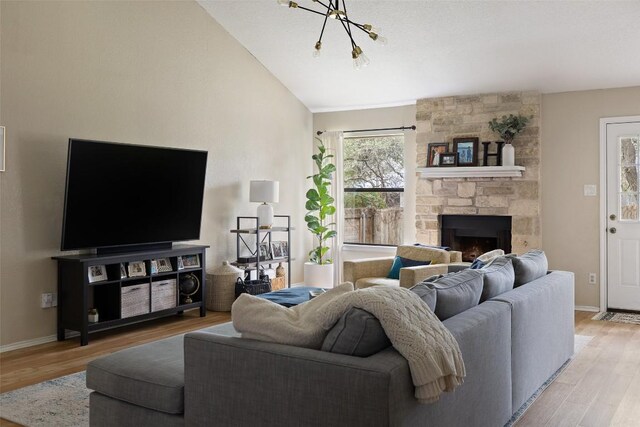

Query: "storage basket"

xmin=121 ymin=283 xmax=150 ymax=318
xmin=151 ymin=279 xmax=177 ymax=312
xmin=271 ymin=276 xmax=286 ymax=291
xmin=235 ymin=276 xmax=271 ymax=298
xmin=207 ymin=261 xmax=243 ymax=311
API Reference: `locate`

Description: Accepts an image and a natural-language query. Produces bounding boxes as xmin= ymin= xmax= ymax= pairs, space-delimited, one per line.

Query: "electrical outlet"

xmin=41 ymin=293 xmax=53 ymax=308
xmin=588 ymin=273 xmax=597 ymax=285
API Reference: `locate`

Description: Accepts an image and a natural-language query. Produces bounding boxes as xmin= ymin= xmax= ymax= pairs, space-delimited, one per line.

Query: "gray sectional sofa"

xmin=87 ymin=269 xmax=575 ymax=427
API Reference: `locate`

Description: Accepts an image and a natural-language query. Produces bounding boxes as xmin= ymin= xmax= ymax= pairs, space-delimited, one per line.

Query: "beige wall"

xmin=541 ymin=86 xmax=640 ymax=309
xmin=313 ymin=104 xmax=417 ymax=261
xmin=0 ymin=1 xmax=312 ymax=347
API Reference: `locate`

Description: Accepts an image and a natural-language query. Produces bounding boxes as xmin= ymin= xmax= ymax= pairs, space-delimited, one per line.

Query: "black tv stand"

xmin=96 ymin=242 xmax=173 ymax=256
xmin=52 ymin=244 xmax=208 ymax=346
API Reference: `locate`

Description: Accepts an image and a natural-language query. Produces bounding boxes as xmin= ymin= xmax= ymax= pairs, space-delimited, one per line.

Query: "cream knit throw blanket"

xmin=232 ymin=283 xmax=466 ymax=403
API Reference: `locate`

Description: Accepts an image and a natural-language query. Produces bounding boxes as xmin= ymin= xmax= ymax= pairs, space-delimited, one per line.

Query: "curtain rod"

xmin=316 ymin=125 xmax=416 ymax=136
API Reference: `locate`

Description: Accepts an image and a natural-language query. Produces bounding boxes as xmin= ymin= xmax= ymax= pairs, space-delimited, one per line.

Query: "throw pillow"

xmin=510 ymin=250 xmax=548 ymax=287
xmin=477 ymin=249 xmax=505 ymax=264
xmin=470 ymin=258 xmax=485 ymax=269
xmin=321 ymin=308 xmax=391 ymax=357
xmin=479 ymin=256 xmax=515 ymax=302
xmin=387 ymin=256 xmax=431 ymax=280
xmin=321 ymin=285 xmax=437 ymax=357
xmin=423 ymin=269 xmax=483 ymax=320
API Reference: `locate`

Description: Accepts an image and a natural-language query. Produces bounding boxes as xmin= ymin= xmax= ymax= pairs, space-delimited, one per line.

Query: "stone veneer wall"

xmin=415 ymin=92 xmax=541 ymax=254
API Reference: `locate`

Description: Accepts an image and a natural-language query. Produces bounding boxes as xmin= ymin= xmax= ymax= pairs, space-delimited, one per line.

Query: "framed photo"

xmin=120 ymin=263 xmax=127 ymax=279
xmin=259 ymin=242 xmax=272 ymax=260
xmin=427 ymin=142 xmax=449 ymax=167
xmin=150 ymin=260 xmax=158 ymax=275
xmin=88 ymin=265 xmax=108 ymax=283
xmin=440 ymin=152 xmax=458 ymax=167
xmin=271 ymin=241 xmax=284 ymax=259
xmin=453 ymin=137 xmax=479 ymax=166
xmin=181 ymin=254 xmax=200 ymax=268
xmin=280 ymin=241 xmax=289 ymax=258
xmin=128 ymin=261 xmax=146 ymax=277
xmin=156 ymin=258 xmax=173 ymax=272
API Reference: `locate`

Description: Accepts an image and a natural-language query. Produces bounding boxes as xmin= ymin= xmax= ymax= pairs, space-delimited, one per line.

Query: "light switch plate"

xmin=584 ymin=185 xmax=597 ymax=197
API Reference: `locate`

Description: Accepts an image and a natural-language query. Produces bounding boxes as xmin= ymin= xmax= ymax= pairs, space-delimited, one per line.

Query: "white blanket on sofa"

xmin=232 ymin=283 xmax=466 ymax=403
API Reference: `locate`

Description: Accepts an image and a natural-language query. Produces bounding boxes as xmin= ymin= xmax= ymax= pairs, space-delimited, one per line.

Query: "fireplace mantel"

xmin=416 ymin=166 xmax=525 ymax=179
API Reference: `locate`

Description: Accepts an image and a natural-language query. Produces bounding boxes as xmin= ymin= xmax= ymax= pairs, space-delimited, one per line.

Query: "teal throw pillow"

xmin=387 ymin=256 xmax=431 ymax=280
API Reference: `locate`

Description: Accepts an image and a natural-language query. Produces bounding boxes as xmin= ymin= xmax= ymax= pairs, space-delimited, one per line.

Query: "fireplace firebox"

xmin=440 ymin=215 xmax=511 ymax=262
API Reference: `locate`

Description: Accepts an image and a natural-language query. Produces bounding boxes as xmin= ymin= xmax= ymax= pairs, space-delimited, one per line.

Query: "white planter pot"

xmin=304 ymin=262 xmax=334 ymax=288
xmin=502 ymin=143 xmax=515 ymax=167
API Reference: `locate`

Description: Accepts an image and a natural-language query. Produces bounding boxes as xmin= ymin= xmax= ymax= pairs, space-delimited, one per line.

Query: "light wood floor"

xmin=1 ymin=311 xmax=638 ymax=427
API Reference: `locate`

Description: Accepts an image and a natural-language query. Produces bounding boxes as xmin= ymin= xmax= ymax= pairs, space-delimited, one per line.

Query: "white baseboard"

xmin=575 ymin=305 xmax=600 ymax=313
xmin=0 ymin=334 xmax=58 ymax=353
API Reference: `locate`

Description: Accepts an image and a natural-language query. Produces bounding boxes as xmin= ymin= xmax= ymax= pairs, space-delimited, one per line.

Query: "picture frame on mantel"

xmin=427 ymin=142 xmax=448 ymax=167
xmin=453 ymin=137 xmax=479 ymax=166
xmin=440 ymin=152 xmax=458 ymax=167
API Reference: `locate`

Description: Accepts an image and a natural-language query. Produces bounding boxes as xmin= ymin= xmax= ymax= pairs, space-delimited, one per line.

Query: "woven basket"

xmin=121 ymin=283 xmax=150 ymax=318
xmin=271 ymin=276 xmax=286 ymax=291
xmin=207 ymin=261 xmax=242 ymax=311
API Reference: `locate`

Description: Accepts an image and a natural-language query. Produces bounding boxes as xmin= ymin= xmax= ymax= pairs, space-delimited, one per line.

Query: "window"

xmin=343 ymin=134 xmax=404 ymax=245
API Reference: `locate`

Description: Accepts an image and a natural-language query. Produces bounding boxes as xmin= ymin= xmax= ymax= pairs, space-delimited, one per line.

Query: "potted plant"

xmin=488 ymin=114 xmax=531 ymax=166
xmin=303 ymin=138 xmax=337 ymax=287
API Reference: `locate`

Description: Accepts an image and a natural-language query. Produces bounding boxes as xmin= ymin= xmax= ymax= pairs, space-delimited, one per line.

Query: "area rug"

xmin=0 ymin=372 xmax=89 ymax=427
xmin=1 ymin=336 xmax=593 ymax=427
xmin=592 ymin=311 xmax=640 ymax=325
xmin=504 ymin=334 xmax=593 ymax=427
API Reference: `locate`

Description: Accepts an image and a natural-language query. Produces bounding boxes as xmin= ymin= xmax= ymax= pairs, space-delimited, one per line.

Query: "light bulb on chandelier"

xmin=352 ymin=46 xmax=370 ymax=70
xmin=313 ymin=41 xmax=322 ymax=58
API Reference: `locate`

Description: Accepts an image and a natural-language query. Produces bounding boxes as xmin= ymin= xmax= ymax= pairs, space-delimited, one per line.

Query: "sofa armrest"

xmin=449 ymin=251 xmax=463 ymax=263
xmin=343 ymin=257 xmax=394 ymax=284
xmin=447 ymin=262 xmax=472 ymax=273
xmin=184 ymin=332 xmax=403 ymax=426
xmin=398 ymin=264 xmax=449 ymax=288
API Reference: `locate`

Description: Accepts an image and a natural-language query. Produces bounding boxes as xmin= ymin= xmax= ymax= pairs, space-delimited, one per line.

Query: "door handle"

xmin=610 ymin=214 xmax=617 ymax=221
xmin=610 ymin=227 xmax=617 ymax=234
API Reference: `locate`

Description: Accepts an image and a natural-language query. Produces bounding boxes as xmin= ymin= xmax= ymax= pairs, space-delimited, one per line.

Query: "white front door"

xmin=606 ymin=121 xmax=640 ymax=311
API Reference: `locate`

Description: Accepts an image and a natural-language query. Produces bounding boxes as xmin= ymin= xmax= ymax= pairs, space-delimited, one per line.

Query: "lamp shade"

xmin=250 ymin=180 xmax=279 ymax=203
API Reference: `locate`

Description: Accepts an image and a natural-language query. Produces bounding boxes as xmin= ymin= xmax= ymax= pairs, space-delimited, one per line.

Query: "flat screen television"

xmin=61 ymin=139 xmax=208 ymax=253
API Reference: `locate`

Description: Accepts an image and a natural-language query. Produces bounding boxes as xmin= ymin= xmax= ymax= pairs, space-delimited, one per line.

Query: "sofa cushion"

xmin=321 ymin=308 xmax=391 ymax=356
xmin=480 ymin=256 xmax=515 ymax=302
xmin=423 ymin=269 xmax=484 ymax=320
xmin=409 ymin=283 xmax=437 ymax=311
xmin=321 ymin=285 xmax=437 ymax=356
xmin=477 ymin=249 xmax=505 ymax=263
xmin=387 ymin=256 xmax=431 ymax=279
xmin=86 ymin=322 xmax=239 ymax=415
xmin=509 ymin=250 xmax=548 ymax=287
xmin=355 ymin=277 xmax=400 ymax=289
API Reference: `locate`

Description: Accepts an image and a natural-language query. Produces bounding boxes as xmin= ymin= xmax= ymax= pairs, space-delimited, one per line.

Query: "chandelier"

xmin=276 ymin=0 xmax=387 ymax=69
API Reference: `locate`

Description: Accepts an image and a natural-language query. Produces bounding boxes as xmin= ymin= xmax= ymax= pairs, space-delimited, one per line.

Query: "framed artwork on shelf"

xmin=440 ymin=153 xmax=458 ymax=167
xmin=181 ymin=254 xmax=200 ymax=268
xmin=453 ymin=137 xmax=479 ymax=166
xmin=120 ymin=263 xmax=128 ymax=279
xmin=88 ymin=265 xmax=108 ymax=283
xmin=128 ymin=261 xmax=146 ymax=277
xmin=259 ymin=242 xmax=272 ymax=260
xmin=156 ymin=258 xmax=173 ymax=272
xmin=427 ymin=142 xmax=449 ymax=167
xmin=150 ymin=260 xmax=159 ymax=275
xmin=271 ymin=241 xmax=285 ymax=259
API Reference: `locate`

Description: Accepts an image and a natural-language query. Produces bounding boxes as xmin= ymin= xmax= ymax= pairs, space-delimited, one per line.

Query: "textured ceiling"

xmin=199 ymin=1 xmax=640 ymax=112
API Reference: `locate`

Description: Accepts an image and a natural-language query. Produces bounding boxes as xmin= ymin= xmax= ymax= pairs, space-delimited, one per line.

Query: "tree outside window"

xmin=343 ymin=135 xmax=404 ymax=245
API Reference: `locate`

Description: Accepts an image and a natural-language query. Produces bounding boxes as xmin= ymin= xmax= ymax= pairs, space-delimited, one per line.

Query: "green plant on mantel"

xmin=305 ymin=137 xmax=336 ymax=265
xmin=488 ymin=114 xmax=532 ymax=144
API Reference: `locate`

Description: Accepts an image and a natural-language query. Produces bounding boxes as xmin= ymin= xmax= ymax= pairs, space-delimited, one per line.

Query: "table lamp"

xmin=250 ymin=180 xmax=279 ymax=229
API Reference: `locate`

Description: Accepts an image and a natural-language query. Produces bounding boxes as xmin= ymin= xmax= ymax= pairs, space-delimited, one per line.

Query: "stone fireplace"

xmin=441 ymin=215 xmax=512 ymax=261
xmin=415 ymin=92 xmax=541 ymax=255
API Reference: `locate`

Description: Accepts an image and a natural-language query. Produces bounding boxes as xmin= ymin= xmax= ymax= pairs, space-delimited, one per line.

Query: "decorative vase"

xmin=304 ymin=262 xmax=334 ymax=288
xmin=276 ymin=262 xmax=285 ymax=278
xmin=502 ymin=143 xmax=515 ymax=167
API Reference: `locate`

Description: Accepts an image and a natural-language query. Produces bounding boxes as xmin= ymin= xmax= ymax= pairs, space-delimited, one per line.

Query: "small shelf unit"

xmin=416 ymin=166 xmax=525 ymax=179
xmin=52 ymin=244 xmax=208 ymax=346
xmin=231 ymin=215 xmax=292 ymax=288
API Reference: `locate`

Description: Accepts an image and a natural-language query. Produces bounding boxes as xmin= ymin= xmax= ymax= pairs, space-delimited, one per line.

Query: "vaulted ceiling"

xmin=200 ymin=1 xmax=640 ymax=112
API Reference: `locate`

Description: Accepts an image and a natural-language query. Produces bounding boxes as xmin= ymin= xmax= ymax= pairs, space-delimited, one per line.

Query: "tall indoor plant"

xmin=303 ymin=138 xmax=337 ymax=287
xmin=488 ymin=114 xmax=531 ymax=166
